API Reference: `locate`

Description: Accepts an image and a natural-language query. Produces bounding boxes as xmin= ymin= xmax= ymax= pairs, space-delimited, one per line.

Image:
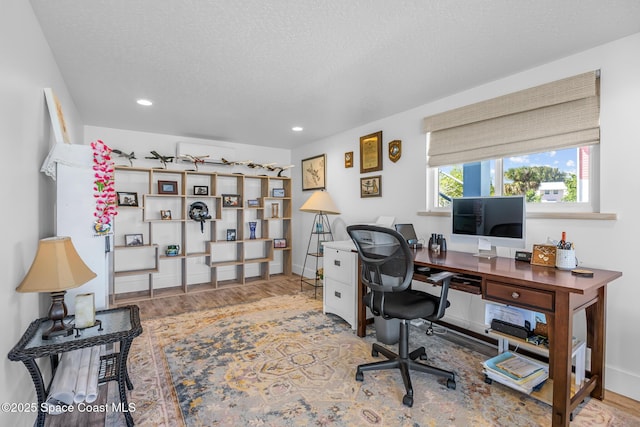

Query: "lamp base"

xmin=42 ymin=291 xmax=74 ymax=340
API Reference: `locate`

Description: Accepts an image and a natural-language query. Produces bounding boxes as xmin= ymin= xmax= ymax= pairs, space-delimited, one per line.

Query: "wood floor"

xmin=126 ymin=275 xmax=308 ymax=321
xmin=45 ymin=274 xmax=639 ymax=425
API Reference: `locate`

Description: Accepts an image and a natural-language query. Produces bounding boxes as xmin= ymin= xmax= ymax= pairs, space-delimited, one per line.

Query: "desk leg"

xmin=551 ymin=291 xmax=573 ymax=427
xmin=586 ymin=286 xmax=607 ymax=399
xmin=356 ymin=257 xmax=367 ymax=338
xmin=118 ymin=339 xmax=135 ymax=426
xmin=22 ymin=359 xmax=46 ymax=427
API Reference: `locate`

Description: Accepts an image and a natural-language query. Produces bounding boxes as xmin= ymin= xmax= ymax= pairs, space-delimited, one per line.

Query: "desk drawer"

xmin=324 ymin=277 xmax=355 ymax=328
xmin=323 ymin=249 xmax=355 ymax=286
xmin=485 ymin=280 xmax=554 ymax=312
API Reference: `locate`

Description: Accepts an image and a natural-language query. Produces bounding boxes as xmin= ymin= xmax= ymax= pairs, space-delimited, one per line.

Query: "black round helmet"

xmin=189 ymin=202 xmax=211 ymax=232
xmin=189 ymin=201 xmax=211 ymax=221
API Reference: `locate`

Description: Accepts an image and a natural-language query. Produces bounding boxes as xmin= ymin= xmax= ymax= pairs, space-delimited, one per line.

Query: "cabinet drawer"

xmin=323 ymin=249 xmax=355 ymax=285
xmin=324 ymin=277 xmax=355 ymax=328
xmin=485 ymin=280 xmax=554 ymax=312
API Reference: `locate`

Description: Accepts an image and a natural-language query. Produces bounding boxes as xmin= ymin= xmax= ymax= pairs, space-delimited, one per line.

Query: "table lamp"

xmin=16 ymin=236 xmax=97 ymax=339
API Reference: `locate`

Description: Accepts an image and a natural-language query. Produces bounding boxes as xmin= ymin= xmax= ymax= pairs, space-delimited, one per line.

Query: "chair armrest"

xmin=426 ymin=271 xmax=456 ymax=320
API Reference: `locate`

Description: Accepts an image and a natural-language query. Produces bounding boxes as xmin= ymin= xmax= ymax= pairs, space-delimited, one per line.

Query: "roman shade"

xmin=424 ymin=71 xmax=600 ymax=167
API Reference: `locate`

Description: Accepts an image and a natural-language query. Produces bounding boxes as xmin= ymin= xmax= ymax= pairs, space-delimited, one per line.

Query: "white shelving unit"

xmin=112 ymin=166 xmax=292 ymax=304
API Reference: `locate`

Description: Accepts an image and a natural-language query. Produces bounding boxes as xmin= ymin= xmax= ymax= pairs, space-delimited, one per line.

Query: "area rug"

xmin=116 ymin=294 xmax=640 ymax=426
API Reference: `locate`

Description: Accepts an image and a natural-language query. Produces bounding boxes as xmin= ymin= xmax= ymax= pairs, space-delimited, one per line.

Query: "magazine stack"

xmin=483 ymin=351 xmax=549 ymax=394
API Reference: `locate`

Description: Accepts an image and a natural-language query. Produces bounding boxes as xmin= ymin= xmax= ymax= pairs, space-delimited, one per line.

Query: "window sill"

xmin=417 ymin=211 xmax=617 ymax=220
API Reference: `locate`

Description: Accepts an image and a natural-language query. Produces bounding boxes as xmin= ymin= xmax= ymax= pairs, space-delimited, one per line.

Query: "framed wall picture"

xmin=44 ymin=88 xmax=71 ymax=144
xmin=158 ymin=180 xmax=178 ymax=194
xmin=124 ymin=234 xmax=143 ymax=246
xmin=301 ymin=154 xmax=326 ymax=191
xmin=274 ymin=238 xmax=287 ymax=248
xmin=117 ymin=191 xmax=138 ymax=206
xmin=360 ymin=175 xmax=382 ymax=198
xmin=360 ymin=131 xmax=383 ymax=173
xmin=345 ymin=151 xmax=353 ymax=168
xmin=222 ymin=194 xmax=240 ymax=207
xmin=193 ymin=185 xmax=208 ymax=195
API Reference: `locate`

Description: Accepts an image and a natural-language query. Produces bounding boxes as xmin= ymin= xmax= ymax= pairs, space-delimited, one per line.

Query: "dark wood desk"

xmin=355 ymin=249 xmax=622 ymax=427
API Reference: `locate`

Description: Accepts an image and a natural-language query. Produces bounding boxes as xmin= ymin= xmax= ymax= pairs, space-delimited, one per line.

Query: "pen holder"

xmin=556 ymin=248 xmax=577 ymax=270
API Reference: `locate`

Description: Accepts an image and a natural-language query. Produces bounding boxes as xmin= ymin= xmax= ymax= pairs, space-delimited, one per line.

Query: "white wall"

xmin=1 ymin=1 xmax=84 ymax=426
xmin=292 ymin=33 xmax=640 ymax=401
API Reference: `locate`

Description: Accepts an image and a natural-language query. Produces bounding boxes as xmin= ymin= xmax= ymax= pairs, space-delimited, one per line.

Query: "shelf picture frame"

xmin=360 ymin=131 xmax=383 ymax=173
xmin=124 ymin=233 xmax=143 ymax=246
xmin=222 ymin=194 xmax=240 ymax=207
xmin=117 ymin=191 xmax=138 ymax=207
xmin=226 ymin=229 xmax=237 ymax=241
xmin=247 ymin=199 xmax=260 ymax=207
xmin=360 ymin=175 xmax=382 ymax=198
xmin=272 ymin=188 xmax=285 ymax=197
xmin=160 ymin=210 xmax=172 ymax=220
xmin=274 ymin=238 xmax=287 ymax=248
xmin=158 ymin=180 xmax=178 ymax=195
xmin=193 ymin=185 xmax=208 ymax=195
xmin=301 ymin=154 xmax=326 ymax=191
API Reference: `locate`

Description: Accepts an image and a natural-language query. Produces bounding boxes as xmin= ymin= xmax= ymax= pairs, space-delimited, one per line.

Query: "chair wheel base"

xmin=447 ymin=378 xmax=456 ymax=389
xmin=402 ymin=394 xmax=413 ymax=407
xmin=355 ymin=370 xmax=364 ymax=381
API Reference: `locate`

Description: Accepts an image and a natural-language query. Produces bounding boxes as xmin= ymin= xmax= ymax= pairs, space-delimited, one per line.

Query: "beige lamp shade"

xmin=16 ymin=236 xmax=96 ymax=293
xmin=299 ymin=190 xmax=340 ymax=215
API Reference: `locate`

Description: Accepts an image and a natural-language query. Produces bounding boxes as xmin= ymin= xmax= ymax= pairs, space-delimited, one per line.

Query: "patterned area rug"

xmin=115 ymin=294 xmax=639 ymax=426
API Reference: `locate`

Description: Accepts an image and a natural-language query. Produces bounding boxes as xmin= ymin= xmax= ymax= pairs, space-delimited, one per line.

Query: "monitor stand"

xmin=474 ymin=247 xmax=498 ymax=259
xmin=473 ymin=239 xmax=497 ymax=259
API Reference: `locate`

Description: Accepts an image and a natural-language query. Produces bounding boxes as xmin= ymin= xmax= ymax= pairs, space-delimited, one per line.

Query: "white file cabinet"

xmin=322 ymin=240 xmax=359 ymax=329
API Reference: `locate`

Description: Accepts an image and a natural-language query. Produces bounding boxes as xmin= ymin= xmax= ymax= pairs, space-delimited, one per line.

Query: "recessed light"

xmin=292 ymin=126 xmax=303 ymax=132
xmin=137 ymin=99 xmax=153 ymax=106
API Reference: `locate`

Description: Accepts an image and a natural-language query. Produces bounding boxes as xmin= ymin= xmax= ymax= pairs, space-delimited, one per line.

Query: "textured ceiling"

xmin=30 ymin=0 xmax=640 ymax=149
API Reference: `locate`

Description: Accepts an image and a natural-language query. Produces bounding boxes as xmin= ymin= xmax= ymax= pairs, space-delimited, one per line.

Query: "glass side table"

xmin=8 ymin=305 xmax=142 ymax=427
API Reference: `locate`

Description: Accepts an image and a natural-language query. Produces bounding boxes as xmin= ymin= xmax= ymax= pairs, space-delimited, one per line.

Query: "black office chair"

xmin=347 ymin=224 xmax=456 ymax=407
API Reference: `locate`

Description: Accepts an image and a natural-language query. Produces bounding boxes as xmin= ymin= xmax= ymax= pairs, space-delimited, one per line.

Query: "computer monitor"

xmin=450 ymin=196 xmax=526 ymax=258
xmin=394 ymin=224 xmax=420 ymax=246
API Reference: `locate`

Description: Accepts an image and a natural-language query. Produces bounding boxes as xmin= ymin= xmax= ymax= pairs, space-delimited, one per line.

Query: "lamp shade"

xmin=16 ymin=236 xmax=96 ymax=293
xmin=299 ymin=190 xmax=340 ymax=215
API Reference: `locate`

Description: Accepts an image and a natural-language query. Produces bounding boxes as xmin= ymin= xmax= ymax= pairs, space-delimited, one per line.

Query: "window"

xmin=424 ymin=71 xmax=600 ymax=214
xmin=431 ymin=145 xmax=598 ymax=211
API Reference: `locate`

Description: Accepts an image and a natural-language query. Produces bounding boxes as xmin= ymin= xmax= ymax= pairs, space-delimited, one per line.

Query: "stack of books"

xmin=483 ymin=351 xmax=549 ymax=394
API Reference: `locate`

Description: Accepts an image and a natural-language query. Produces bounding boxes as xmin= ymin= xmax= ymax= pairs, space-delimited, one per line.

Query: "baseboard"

xmin=606 ymin=366 xmax=640 ymax=402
